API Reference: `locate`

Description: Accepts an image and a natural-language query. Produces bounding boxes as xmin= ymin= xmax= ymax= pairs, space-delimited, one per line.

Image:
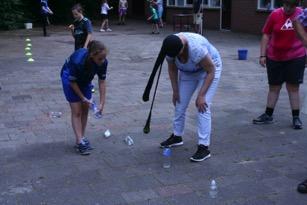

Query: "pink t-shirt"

xmin=262 ymin=7 xmax=305 ymax=61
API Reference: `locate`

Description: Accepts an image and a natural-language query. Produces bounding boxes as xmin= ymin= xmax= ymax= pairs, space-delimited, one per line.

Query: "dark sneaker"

xmin=190 ymin=145 xmax=211 ymax=162
xmin=293 ymin=116 xmax=303 ymax=130
xmin=253 ymin=113 xmax=273 ymax=124
xmin=298 ymin=179 xmax=307 ymax=193
xmin=75 ymin=143 xmax=90 ymax=155
xmin=83 ymin=138 xmax=94 ymax=150
xmin=160 ymin=134 xmax=183 ymax=148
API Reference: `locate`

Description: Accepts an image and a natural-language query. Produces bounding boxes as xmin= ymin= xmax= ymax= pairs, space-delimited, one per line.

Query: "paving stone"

xmin=121 ymin=189 xmax=159 ymax=203
xmin=0 ymin=22 xmax=307 ymax=204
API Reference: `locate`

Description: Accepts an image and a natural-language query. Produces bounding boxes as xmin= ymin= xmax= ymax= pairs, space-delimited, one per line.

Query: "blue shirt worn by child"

xmin=62 ymin=49 xmax=108 ymax=87
xmin=73 ymin=17 xmax=93 ymax=50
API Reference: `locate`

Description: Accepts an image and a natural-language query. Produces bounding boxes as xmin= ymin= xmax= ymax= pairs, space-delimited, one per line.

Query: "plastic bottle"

xmin=163 ymin=148 xmax=171 ymax=169
xmin=90 ymin=100 xmax=102 ymax=119
xmin=50 ymin=111 xmax=62 ymax=118
xmin=209 ymin=180 xmax=218 ymax=199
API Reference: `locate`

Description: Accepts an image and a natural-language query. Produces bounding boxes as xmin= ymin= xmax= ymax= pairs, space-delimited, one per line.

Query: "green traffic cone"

xmin=25 ymin=47 xmax=31 ymax=51
xmin=25 ymin=52 xmax=32 ymax=56
xmin=25 ymin=38 xmax=31 ymax=42
xmin=27 ymin=58 xmax=35 ymax=62
xmin=27 ymin=43 xmax=32 ymax=47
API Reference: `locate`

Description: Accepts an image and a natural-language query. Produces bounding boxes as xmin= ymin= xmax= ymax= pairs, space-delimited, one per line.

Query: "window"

xmin=167 ymin=0 xmax=220 ymax=8
xmin=258 ymin=0 xmax=300 ymax=10
xmin=168 ymin=0 xmax=175 ymax=6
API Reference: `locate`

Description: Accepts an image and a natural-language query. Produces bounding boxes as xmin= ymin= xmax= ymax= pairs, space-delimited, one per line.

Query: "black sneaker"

xmin=297 ymin=179 xmax=307 ymax=193
xmin=253 ymin=113 xmax=273 ymax=124
xmin=160 ymin=134 xmax=183 ymax=148
xmin=293 ymin=116 xmax=303 ymax=130
xmin=190 ymin=145 xmax=211 ymax=162
xmin=75 ymin=143 xmax=90 ymax=155
xmin=83 ymin=138 xmax=94 ymax=150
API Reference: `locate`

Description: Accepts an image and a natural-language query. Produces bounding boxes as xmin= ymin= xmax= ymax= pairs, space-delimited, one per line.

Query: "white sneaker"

xmin=100 ymin=29 xmax=105 ymax=32
xmin=106 ymin=28 xmax=112 ymax=32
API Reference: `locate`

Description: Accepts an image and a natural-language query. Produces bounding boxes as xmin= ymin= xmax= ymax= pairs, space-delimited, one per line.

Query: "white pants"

xmin=173 ymin=70 xmax=221 ymax=146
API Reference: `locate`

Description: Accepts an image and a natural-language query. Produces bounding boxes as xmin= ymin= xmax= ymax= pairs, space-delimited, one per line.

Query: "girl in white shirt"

xmin=118 ymin=0 xmax=128 ymax=25
xmin=100 ymin=0 xmax=113 ymax=32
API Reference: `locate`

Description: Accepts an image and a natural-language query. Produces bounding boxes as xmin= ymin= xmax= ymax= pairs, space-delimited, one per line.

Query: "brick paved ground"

xmin=0 ymin=21 xmax=306 ymax=204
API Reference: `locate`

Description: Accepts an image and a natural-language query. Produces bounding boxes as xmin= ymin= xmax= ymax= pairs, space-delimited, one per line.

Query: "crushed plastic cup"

xmin=124 ymin=136 xmax=134 ymax=146
xmin=104 ymin=129 xmax=111 ymax=138
xmin=50 ymin=111 xmax=62 ymax=118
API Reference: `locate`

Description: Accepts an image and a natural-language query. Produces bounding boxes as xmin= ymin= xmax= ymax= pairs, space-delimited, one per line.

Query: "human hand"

xmin=172 ymin=92 xmax=180 ymax=106
xmin=196 ymin=96 xmax=207 ymax=113
xmin=82 ymin=97 xmax=92 ymax=107
xmin=98 ymin=104 xmax=104 ymax=113
xmin=259 ymin=56 xmax=266 ymax=67
xmin=68 ymin=24 xmax=74 ymax=31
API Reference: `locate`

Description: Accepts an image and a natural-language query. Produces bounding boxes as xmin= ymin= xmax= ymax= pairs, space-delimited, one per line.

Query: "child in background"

xmin=147 ymin=1 xmax=160 ymax=34
xmin=69 ymin=4 xmax=93 ymax=51
xmin=40 ymin=0 xmax=53 ymax=37
xmin=118 ymin=0 xmax=128 ymax=25
xmin=100 ymin=0 xmax=113 ymax=32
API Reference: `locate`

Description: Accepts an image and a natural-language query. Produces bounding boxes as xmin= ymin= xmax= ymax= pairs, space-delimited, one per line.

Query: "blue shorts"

xmin=61 ymin=69 xmax=92 ymax=103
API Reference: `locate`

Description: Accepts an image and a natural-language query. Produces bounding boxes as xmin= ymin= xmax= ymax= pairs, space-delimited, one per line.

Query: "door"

xmin=131 ymin=0 xmax=145 ymax=18
xmin=220 ymin=0 xmax=231 ymax=30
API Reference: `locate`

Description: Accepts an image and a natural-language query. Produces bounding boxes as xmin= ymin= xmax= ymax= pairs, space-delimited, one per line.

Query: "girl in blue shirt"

xmin=61 ymin=41 xmax=108 ymax=155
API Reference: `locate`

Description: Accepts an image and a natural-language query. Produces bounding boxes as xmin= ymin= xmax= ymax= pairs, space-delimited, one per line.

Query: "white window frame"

xmin=167 ymin=0 xmax=220 ymax=8
xmin=257 ymin=0 xmax=285 ymax=11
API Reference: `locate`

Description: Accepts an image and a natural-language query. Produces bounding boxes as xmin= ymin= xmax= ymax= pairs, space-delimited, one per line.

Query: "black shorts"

xmin=266 ymin=56 xmax=306 ymax=85
xmin=150 ymin=19 xmax=159 ymax=24
xmin=101 ymin=14 xmax=108 ymax=21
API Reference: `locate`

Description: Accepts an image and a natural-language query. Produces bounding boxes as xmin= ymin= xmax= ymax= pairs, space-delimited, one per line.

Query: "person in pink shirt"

xmin=253 ymin=0 xmax=305 ymax=129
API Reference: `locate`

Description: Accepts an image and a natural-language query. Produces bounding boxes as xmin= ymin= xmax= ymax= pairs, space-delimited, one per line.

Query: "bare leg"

xmin=70 ymin=102 xmax=83 ymax=144
xmin=105 ymin=19 xmax=109 ymax=29
xmin=155 ymin=23 xmax=159 ymax=33
xmin=266 ymin=85 xmax=282 ymax=108
xmin=286 ymin=83 xmax=300 ymax=110
xmin=81 ymin=102 xmax=89 ymax=138
xmin=101 ymin=20 xmax=106 ymax=30
xmin=123 ymin=15 xmax=126 ymax=24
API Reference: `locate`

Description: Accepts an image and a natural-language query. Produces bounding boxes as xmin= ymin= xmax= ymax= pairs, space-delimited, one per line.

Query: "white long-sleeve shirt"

xmin=101 ymin=3 xmax=111 ymax=14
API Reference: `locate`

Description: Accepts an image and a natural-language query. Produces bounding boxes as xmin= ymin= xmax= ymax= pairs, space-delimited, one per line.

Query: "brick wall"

xmin=231 ymin=0 xmax=270 ymax=34
xmin=164 ymin=0 xmax=273 ymax=35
